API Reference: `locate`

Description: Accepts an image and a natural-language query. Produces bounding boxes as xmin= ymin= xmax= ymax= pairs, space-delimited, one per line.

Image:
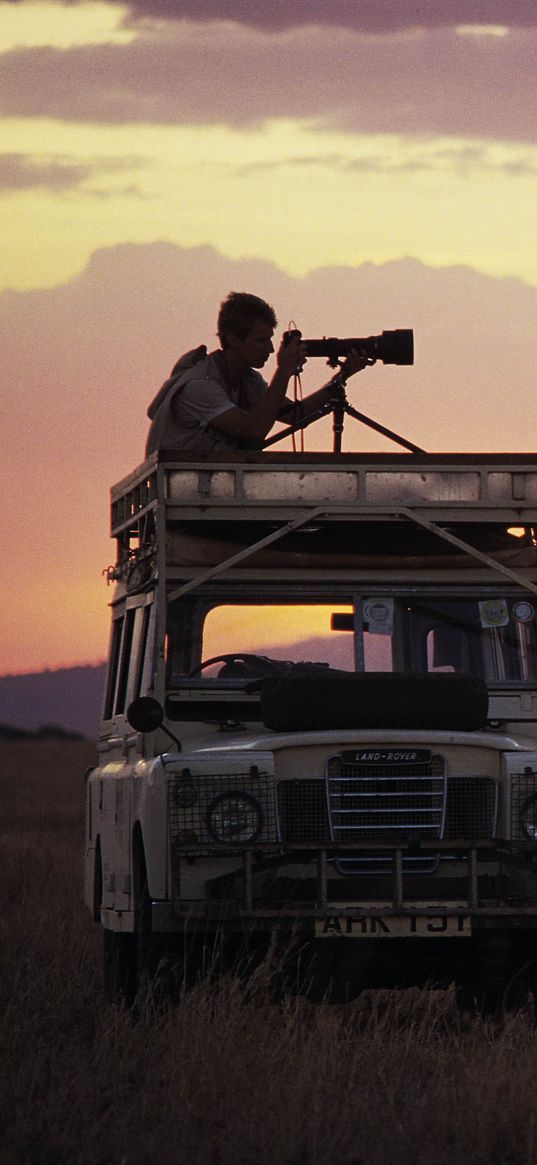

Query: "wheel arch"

xmin=131 ymin=820 xmax=148 ymax=906
xmin=92 ymin=835 xmax=103 ymax=924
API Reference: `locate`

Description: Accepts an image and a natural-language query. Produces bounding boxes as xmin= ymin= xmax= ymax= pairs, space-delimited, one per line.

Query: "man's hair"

xmin=217 ymin=292 xmax=277 ymax=347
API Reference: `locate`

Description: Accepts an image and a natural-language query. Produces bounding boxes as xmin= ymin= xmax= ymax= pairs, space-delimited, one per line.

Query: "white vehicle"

xmin=85 ymin=444 xmax=537 ymax=1011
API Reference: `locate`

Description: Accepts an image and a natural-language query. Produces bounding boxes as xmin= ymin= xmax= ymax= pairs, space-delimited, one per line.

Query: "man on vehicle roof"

xmin=145 ymin=291 xmax=368 ymax=455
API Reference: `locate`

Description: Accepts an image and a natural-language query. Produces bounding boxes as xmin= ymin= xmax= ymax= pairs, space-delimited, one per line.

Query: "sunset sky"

xmin=2 ymin=0 xmax=537 ymax=676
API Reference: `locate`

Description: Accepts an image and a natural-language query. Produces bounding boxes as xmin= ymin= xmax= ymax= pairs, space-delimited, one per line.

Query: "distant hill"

xmin=0 ymin=635 xmax=386 ymax=740
xmin=0 ymin=723 xmax=85 ymax=742
xmin=0 ymin=663 xmax=106 ymax=739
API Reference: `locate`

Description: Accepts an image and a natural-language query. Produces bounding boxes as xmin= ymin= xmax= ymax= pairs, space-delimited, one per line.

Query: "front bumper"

xmin=157 ymin=838 xmax=537 ymax=933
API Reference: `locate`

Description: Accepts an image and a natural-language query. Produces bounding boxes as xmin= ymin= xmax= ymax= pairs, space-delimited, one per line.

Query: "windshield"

xmin=166 ymin=592 xmax=537 ymax=686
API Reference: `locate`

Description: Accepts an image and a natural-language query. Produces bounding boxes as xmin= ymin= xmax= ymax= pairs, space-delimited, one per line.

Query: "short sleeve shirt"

xmin=173 ymin=376 xmax=253 ymax=431
xmin=145 ymin=350 xmax=268 ymax=453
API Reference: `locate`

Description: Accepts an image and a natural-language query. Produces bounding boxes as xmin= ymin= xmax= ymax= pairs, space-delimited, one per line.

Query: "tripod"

xmin=263 ymin=368 xmax=425 ymax=454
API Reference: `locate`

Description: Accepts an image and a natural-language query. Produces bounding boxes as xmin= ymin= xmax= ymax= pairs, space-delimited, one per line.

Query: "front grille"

xmin=511 ymin=772 xmax=537 ymax=843
xmin=445 ymin=777 xmax=497 ymax=839
xmin=277 ymin=779 xmax=330 ymax=844
xmin=326 ymin=752 xmax=446 ymax=874
xmin=276 ymin=773 xmax=498 ymax=866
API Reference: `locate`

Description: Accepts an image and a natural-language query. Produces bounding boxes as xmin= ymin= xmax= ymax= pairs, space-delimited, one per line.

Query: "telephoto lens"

xmin=303 ymin=330 xmax=414 ymax=365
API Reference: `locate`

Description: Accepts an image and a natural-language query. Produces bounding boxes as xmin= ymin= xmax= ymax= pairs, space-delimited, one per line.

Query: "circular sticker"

xmin=364 ymin=602 xmax=391 ymax=624
xmin=513 ymin=601 xmax=535 ymax=624
xmin=478 ymin=599 xmax=509 ymax=627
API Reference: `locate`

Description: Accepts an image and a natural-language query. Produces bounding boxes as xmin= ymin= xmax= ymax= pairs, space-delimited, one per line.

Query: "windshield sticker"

xmin=364 ymin=598 xmax=394 ymax=635
xmin=513 ymin=600 xmax=535 ymax=624
xmin=479 ymin=599 xmax=509 ymax=628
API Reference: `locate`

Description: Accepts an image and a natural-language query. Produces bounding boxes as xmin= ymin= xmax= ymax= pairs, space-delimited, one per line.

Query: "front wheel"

xmin=103 ymin=929 xmax=137 ymax=1006
xmin=135 ymin=880 xmax=211 ymax=1006
xmin=136 ymin=878 xmax=179 ymax=1006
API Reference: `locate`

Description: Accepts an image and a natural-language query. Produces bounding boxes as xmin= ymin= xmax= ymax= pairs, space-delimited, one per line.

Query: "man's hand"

xmin=339 ymin=348 xmax=371 ymax=381
xmin=276 ymin=333 xmax=307 ymax=381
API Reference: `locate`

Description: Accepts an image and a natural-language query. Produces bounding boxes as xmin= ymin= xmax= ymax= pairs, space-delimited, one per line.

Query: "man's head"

xmin=216 ymin=291 xmax=276 ymax=368
xmin=218 ymin=292 xmax=277 ymax=363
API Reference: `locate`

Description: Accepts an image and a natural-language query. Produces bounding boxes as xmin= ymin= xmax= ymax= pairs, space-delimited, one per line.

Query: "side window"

xmin=102 ymin=601 xmax=154 ymax=721
xmin=103 ymin=616 xmax=123 ymax=720
xmin=115 ymin=608 xmax=136 ymax=715
xmin=133 ymin=605 xmax=152 ymax=698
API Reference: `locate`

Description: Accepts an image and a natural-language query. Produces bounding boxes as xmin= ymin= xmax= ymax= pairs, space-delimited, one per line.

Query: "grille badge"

xmin=341 ymin=749 xmax=432 ymax=765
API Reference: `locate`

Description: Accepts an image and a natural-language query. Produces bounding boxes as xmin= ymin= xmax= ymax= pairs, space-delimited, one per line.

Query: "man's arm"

xmin=209 ymin=334 xmax=305 ymax=445
xmin=211 ymin=342 xmax=369 ymax=446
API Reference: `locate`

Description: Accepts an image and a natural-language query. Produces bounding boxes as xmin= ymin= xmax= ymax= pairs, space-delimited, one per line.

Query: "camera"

xmin=284 ymin=328 xmax=414 ymax=366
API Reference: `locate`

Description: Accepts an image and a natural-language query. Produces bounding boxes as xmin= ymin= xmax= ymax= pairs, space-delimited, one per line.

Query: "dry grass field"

xmin=2 ymin=739 xmax=537 ymax=1165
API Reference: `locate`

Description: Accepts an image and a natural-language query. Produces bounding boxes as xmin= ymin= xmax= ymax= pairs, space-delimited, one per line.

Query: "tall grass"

xmin=2 ymin=740 xmax=537 ymax=1164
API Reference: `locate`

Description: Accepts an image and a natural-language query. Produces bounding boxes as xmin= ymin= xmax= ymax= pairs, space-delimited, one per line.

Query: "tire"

xmin=260 ymin=668 xmax=488 ymax=732
xmin=135 ymin=880 xmax=210 ymax=1007
xmin=103 ymin=929 xmax=137 ymax=1006
xmin=136 ymin=878 xmax=176 ymax=1007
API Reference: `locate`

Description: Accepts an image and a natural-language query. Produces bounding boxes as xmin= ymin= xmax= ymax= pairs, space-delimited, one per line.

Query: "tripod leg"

xmin=332 ymin=400 xmax=345 ymax=453
xmin=343 ymin=403 xmax=425 ymax=454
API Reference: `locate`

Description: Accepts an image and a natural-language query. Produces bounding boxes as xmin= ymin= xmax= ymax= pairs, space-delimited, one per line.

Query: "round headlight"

xmin=206 ymin=792 xmax=263 ymax=844
xmin=520 ymin=793 xmax=537 ymax=841
xmin=174 ymin=781 xmax=198 ymax=808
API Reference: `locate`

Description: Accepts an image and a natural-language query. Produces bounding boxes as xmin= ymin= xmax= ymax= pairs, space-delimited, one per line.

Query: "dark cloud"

xmin=350 ymin=145 xmax=537 ymax=176
xmin=237 ymin=144 xmax=537 ymax=176
xmin=1 ymin=25 xmax=536 ymax=143
xmin=234 ymin=155 xmax=349 ymax=176
xmin=78 ymin=0 xmax=537 ymax=33
xmin=0 ymin=151 xmax=146 ymax=192
xmin=0 ymin=152 xmax=90 ymax=189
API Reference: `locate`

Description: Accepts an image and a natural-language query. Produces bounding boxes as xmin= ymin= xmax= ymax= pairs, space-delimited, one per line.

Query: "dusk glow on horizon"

xmin=2 ymin=0 xmax=537 ymax=675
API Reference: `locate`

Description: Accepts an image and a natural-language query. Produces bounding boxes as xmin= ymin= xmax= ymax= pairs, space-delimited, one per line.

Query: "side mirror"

xmin=127 ymin=696 xmax=181 ymax=750
xmin=127 ymin=696 xmax=164 ymax=733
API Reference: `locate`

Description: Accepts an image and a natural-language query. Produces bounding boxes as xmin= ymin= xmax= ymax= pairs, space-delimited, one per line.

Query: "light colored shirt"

xmin=146 ymin=349 xmax=267 ymax=454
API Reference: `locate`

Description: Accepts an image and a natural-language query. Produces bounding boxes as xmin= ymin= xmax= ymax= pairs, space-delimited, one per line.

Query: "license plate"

xmin=315 ymin=913 xmax=471 ymax=938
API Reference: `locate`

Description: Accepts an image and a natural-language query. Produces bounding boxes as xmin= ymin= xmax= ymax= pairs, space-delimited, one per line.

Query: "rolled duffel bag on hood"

xmin=259 ymin=668 xmax=488 ymax=733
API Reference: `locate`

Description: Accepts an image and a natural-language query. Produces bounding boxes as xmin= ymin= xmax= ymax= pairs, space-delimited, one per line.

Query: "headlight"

xmin=520 ymin=793 xmax=537 ymax=841
xmin=206 ymin=792 xmax=263 ymax=844
xmin=174 ymin=781 xmax=197 ymax=808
